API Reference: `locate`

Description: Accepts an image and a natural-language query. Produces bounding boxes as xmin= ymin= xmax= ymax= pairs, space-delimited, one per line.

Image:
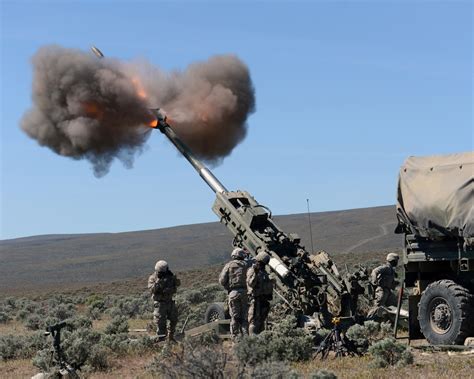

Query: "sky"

xmin=1 ymin=0 xmax=472 ymax=240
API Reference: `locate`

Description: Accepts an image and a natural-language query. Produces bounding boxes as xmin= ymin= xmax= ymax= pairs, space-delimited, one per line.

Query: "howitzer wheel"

xmin=418 ymin=280 xmax=474 ymax=345
xmin=204 ymin=303 xmax=228 ymax=323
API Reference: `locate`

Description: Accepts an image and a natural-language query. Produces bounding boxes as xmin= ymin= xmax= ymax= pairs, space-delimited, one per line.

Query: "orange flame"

xmin=82 ymin=102 xmax=104 ymax=119
xmin=149 ymin=118 xmax=158 ymax=128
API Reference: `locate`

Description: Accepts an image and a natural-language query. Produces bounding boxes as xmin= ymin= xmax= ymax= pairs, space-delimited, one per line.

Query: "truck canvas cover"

xmin=396 ymin=152 xmax=474 ymax=244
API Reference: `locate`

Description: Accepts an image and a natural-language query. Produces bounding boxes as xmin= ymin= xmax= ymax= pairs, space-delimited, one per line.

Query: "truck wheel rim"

xmin=429 ymin=297 xmax=452 ymax=334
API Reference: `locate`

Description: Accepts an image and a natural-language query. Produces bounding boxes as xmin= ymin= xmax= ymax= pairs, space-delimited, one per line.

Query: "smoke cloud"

xmin=21 ymin=46 xmax=255 ymax=177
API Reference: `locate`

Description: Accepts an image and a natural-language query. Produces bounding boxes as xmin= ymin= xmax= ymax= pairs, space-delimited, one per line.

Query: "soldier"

xmin=247 ymin=251 xmax=273 ymax=334
xmin=367 ymin=253 xmax=399 ymax=319
xmin=219 ymin=248 xmax=249 ymax=340
xmin=148 ymin=260 xmax=180 ymax=342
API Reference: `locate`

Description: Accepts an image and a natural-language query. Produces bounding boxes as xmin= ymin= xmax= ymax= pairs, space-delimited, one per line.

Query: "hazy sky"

xmin=1 ymin=1 xmax=472 ymax=240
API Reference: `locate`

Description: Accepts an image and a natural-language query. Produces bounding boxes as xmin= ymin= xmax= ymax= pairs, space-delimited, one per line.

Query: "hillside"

xmin=0 ymin=205 xmax=401 ymax=293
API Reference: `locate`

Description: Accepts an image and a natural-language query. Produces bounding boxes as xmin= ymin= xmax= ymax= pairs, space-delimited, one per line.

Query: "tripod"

xmin=314 ymin=317 xmax=361 ymax=360
xmin=45 ymin=321 xmax=80 ymax=378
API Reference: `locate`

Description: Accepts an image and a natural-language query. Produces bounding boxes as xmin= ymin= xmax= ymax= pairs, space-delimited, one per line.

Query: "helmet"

xmin=256 ymin=252 xmax=271 ymax=265
xmin=155 ymin=260 xmax=169 ymax=272
xmin=386 ymin=253 xmax=399 ymax=262
xmin=231 ymin=248 xmax=246 ymax=260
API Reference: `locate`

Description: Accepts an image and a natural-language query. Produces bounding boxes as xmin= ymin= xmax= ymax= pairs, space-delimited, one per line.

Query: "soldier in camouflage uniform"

xmin=148 ymin=260 xmax=180 ymax=341
xmin=367 ymin=253 xmax=399 ymax=319
xmin=219 ymin=248 xmax=249 ymax=340
xmin=247 ymin=251 xmax=273 ymax=334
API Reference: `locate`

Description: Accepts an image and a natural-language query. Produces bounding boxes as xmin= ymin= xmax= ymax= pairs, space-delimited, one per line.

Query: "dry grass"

xmin=0 ymin=319 xmax=32 ymax=336
xmin=3 ymin=342 xmax=472 ymax=379
xmin=296 ymin=350 xmax=474 ymax=379
xmin=0 ymin=358 xmax=35 ymax=379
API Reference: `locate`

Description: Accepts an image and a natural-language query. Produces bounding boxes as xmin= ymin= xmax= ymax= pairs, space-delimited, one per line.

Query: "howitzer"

xmin=150 ymin=109 xmax=358 ymax=326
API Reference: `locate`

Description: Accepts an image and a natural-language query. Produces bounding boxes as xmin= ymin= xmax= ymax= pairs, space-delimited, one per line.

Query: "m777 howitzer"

xmin=150 ymin=109 xmax=366 ymax=328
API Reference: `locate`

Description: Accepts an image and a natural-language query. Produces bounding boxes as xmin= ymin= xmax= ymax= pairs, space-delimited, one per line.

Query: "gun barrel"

xmin=152 ymin=110 xmax=227 ymax=194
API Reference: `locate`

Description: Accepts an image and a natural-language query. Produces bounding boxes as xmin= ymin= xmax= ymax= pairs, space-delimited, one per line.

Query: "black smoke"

xmin=21 ymin=46 xmax=255 ymax=177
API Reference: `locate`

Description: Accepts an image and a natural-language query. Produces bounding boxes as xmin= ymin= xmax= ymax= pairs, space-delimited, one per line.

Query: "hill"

xmin=0 ymin=205 xmax=401 ymax=294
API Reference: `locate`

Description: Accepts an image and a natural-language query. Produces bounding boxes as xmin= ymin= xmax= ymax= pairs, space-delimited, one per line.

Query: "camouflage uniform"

xmin=367 ymin=262 xmax=398 ymax=318
xmin=247 ymin=262 xmax=273 ymax=334
xmin=219 ymin=256 xmax=249 ymax=339
xmin=148 ymin=270 xmax=180 ymax=340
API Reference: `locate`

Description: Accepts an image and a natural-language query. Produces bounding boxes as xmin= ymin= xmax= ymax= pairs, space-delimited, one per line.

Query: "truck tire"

xmin=204 ymin=302 xmax=227 ymax=323
xmin=418 ymin=280 xmax=473 ymax=345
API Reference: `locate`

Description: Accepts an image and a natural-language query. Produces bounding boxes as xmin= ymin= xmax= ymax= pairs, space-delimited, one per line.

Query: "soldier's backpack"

xmin=228 ymin=260 xmax=247 ymax=290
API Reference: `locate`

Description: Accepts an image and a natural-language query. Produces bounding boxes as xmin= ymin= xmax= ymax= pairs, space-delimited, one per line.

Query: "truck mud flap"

xmin=408 ymin=294 xmax=423 ymax=341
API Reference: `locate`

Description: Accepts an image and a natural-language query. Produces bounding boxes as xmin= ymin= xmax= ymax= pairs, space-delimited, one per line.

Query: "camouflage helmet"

xmin=386 ymin=253 xmax=399 ymax=262
xmin=256 ymin=251 xmax=271 ymax=265
xmin=231 ymin=248 xmax=246 ymax=260
xmin=155 ymin=260 xmax=169 ymax=272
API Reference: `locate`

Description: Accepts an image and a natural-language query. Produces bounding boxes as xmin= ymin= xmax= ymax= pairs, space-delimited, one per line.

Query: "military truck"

xmin=395 ymin=152 xmax=474 ymax=345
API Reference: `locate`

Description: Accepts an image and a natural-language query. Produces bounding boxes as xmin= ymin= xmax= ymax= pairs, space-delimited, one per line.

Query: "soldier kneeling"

xmin=148 ymin=260 xmax=180 ymax=342
xmin=247 ymin=252 xmax=273 ymax=334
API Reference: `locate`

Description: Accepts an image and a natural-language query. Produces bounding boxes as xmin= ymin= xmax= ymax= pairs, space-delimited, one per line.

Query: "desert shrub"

xmin=3 ymin=297 xmax=17 ymax=308
xmin=105 ymin=296 xmax=146 ymax=318
xmin=69 ymin=315 xmax=93 ymax=330
xmin=48 ymin=303 xmax=75 ymax=320
xmin=87 ymin=307 xmax=103 ymax=320
xmin=235 ymin=315 xmax=313 ymax=365
xmin=247 ymin=360 xmax=299 ymax=378
xmin=200 ymin=283 xmax=227 ymax=303
xmin=195 ymin=330 xmax=220 ymax=346
xmin=0 ymin=311 xmax=11 ymax=323
xmin=0 ymin=298 xmax=17 ymax=319
xmin=106 ymin=306 xmax=123 ymax=318
xmin=22 ymin=299 xmax=40 ymax=312
xmin=16 ymin=309 xmax=29 ymax=321
xmin=86 ymin=295 xmax=107 ymax=319
xmin=62 ymin=327 xmax=102 ymax=368
xmin=88 ymin=345 xmax=110 ymax=371
xmin=100 ymin=333 xmax=129 ymax=353
xmin=0 ymin=332 xmax=47 ymax=361
xmin=184 ymin=303 xmax=209 ymax=329
xmin=184 ymin=289 xmax=205 ymax=305
xmin=0 ymin=334 xmax=26 ymax=360
xmin=313 ymin=328 xmax=330 ymax=345
xmin=116 ymin=299 xmax=133 ymax=317
xmin=32 ymin=347 xmax=53 ymax=372
xmin=310 ymin=369 xmax=338 ymax=379
xmin=85 ymin=294 xmax=104 ymax=306
xmin=127 ymin=335 xmax=157 ymax=354
xmin=147 ymin=338 xmax=229 ymax=378
xmin=346 ymin=320 xmax=391 ymax=349
xmin=26 ymin=331 xmax=50 ymax=353
xmin=105 ymin=316 xmax=129 ymax=335
xmin=25 ymin=314 xmax=43 ymax=330
xmin=368 ymin=338 xmax=413 ymax=368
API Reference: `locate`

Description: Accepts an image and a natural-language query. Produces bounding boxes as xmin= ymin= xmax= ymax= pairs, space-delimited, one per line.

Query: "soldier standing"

xmin=247 ymin=251 xmax=273 ymax=334
xmin=367 ymin=253 xmax=399 ymax=319
xmin=148 ymin=260 xmax=180 ymax=342
xmin=219 ymin=248 xmax=249 ymax=340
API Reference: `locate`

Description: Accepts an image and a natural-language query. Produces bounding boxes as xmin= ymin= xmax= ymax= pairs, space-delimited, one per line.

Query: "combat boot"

xmin=167 ymin=332 xmax=177 ymax=343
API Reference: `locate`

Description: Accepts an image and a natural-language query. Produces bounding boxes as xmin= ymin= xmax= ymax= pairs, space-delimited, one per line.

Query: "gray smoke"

xmin=21 ymin=46 xmax=255 ymax=177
